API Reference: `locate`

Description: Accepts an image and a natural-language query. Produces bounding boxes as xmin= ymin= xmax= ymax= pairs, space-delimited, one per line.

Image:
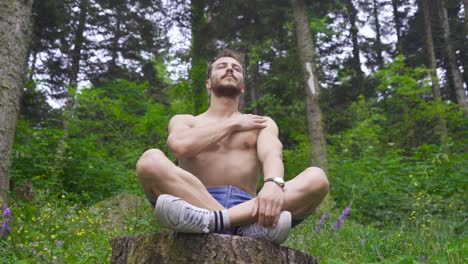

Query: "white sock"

xmin=210 ymin=210 xmax=230 ymax=232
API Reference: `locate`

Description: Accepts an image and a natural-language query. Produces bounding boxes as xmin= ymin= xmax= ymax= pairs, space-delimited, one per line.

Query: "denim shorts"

xmin=207 ymin=185 xmax=305 ymax=228
xmin=144 ymin=186 xmax=252 ymax=210
xmin=146 ymin=185 xmax=306 ymax=233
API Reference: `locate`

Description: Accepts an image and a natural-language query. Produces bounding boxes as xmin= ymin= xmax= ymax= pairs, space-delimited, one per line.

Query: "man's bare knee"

xmin=136 ymin=148 xmax=167 ymax=178
xmin=304 ymin=167 xmax=329 ymax=195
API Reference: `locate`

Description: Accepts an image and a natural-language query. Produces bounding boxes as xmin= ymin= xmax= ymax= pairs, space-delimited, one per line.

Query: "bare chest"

xmin=207 ymin=130 xmax=258 ymax=152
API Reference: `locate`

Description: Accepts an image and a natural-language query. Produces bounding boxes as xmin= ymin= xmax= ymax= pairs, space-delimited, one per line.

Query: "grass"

xmin=1 ymin=191 xmax=466 ymax=263
xmin=286 ymin=210 xmax=466 ymax=263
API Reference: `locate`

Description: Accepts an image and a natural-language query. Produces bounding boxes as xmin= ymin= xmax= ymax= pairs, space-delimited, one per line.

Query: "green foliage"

xmin=326 ymin=59 xmax=468 ymax=224
xmin=2 ymin=191 xmax=463 ymax=263
xmin=374 ymin=56 xmax=445 ymax=147
xmin=11 ymin=78 xmax=174 ymax=203
xmin=287 ymin=212 xmax=465 ymax=263
xmin=11 ymin=118 xmax=64 ymax=191
xmin=1 ymin=191 xmax=158 ymax=263
xmin=6 ymin=0 xmax=466 ymax=262
xmin=62 ymin=79 xmax=171 ymax=202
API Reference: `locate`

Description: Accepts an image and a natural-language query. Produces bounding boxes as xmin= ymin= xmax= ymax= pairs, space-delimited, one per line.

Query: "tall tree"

xmin=344 ymin=0 xmax=364 ymax=95
xmin=290 ymin=0 xmax=328 ymax=171
xmin=463 ymin=0 xmax=468 ymax=89
xmin=391 ymin=0 xmax=403 ymax=53
xmin=372 ymin=0 xmax=384 ymax=67
xmin=436 ymin=0 xmax=467 ymax=113
xmin=421 ymin=0 xmax=448 ymax=144
xmin=190 ymin=0 xmax=211 ymax=114
xmin=57 ymin=0 xmax=89 ymax=154
xmin=245 ymin=49 xmax=262 ymax=114
xmin=29 ymin=0 xmax=169 ymax=99
xmin=421 ymin=0 xmax=441 ymax=98
xmin=465 ymin=0 xmax=468 ymax=38
xmin=0 ymin=0 xmax=34 ymax=202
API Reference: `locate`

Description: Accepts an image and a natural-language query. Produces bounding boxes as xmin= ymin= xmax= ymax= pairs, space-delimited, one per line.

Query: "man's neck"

xmin=206 ymin=95 xmax=240 ymax=117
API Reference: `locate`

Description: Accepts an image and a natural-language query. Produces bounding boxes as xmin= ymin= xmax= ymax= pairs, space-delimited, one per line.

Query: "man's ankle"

xmin=210 ymin=210 xmax=231 ymax=232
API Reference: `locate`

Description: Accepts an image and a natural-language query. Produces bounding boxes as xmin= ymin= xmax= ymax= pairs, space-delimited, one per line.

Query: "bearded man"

xmin=136 ymin=49 xmax=329 ymax=244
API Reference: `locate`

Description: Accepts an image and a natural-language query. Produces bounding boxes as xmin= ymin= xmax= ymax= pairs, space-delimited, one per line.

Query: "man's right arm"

xmin=167 ymin=114 xmax=267 ymax=159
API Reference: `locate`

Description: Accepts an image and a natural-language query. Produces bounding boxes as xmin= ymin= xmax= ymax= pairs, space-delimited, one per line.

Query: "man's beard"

xmin=211 ymin=77 xmax=243 ymax=98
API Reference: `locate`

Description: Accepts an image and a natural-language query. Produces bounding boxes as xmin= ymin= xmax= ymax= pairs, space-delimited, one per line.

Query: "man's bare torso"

xmin=176 ymin=114 xmax=261 ymax=196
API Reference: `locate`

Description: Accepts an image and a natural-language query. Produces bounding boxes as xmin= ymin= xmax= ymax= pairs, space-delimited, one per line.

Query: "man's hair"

xmin=207 ymin=49 xmax=244 ymax=79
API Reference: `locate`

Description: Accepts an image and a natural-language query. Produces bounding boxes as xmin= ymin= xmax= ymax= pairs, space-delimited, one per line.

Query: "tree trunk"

xmin=57 ymin=0 xmax=88 ymax=155
xmin=190 ymin=0 xmax=209 ymax=114
xmin=465 ymin=0 xmax=468 ymax=39
xmin=421 ymin=0 xmax=442 ymax=98
xmin=290 ymin=0 xmax=328 ymax=172
xmin=29 ymin=49 xmax=37 ymax=81
xmin=69 ymin=0 xmax=88 ymax=97
xmin=372 ymin=0 xmax=384 ymax=68
xmin=392 ymin=0 xmax=403 ymax=54
xmin=463 ymin=0 xmax=468 ymax=89
xmin=245 ymin=50 xmax=262 ymax=115
xmin=109 ymin=3 xmax=122 ymax=74
xmin=345 ymin=0 xmax=364 ymax=97
xmin=437 ymin=0 xmax=467 ymax=114
xmin=421 ymin=0 xmax=448 ymax=145
xmin=111 ymin=232 xmax=318 ymax=264
xmin=0 ymin=0 xmax=34 ymax=203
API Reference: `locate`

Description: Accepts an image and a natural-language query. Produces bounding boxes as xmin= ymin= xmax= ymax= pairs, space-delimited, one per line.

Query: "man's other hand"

xmin=230 ymin=114 xmax=268 ymax=132
xmin=252 ymin=182 xmax=285 ymax=227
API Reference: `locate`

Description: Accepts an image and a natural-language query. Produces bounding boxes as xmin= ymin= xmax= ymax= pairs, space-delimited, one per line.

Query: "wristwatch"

xmin=264 ymin=177 xmax=285 ymax=189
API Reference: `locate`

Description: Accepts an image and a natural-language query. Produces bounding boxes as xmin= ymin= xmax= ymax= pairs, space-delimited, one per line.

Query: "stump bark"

xmin=111 ymin=232 xmax=318 ymax=264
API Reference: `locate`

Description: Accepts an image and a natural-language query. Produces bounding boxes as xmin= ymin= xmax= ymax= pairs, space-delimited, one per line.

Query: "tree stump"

xmin=111 ymin=232 xmax=318 ymax=264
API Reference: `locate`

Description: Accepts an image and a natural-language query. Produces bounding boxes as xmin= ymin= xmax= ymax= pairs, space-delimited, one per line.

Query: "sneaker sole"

xmin=155 ymin=194 xmax=209 ymax=233
xmin=155 ymin=194 xmax=180 ymax=229
xmin=269 ymin=211 xmax=292 ymax=244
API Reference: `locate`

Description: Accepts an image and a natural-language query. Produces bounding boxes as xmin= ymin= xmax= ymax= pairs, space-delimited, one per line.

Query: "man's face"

xmin=207 ymin=57 xmax=244 ymax=98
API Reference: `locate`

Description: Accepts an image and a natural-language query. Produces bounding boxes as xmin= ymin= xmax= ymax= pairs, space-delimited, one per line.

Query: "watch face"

xmin=275 ymin=177 xmax=285 ymax=184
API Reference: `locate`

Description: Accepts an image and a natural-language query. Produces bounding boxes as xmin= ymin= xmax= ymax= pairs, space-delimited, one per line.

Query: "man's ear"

xmin=206 ymin=79 xmax=211 ymax=94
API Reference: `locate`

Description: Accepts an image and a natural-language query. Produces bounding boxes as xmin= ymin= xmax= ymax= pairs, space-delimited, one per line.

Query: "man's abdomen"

xmin=181 ymin=149 xmax=260 ymax=196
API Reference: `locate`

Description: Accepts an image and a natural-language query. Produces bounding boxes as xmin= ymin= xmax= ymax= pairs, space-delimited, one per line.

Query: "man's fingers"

xmin=258 ymin=202 xmax=266 ymax=226
xmin=265 ymin=204 xmax=275 ymax=227
xmin=252 ymin=199 xmax=258 ymax=217
xmin=273 ymin=207 xmax=282 ymax=227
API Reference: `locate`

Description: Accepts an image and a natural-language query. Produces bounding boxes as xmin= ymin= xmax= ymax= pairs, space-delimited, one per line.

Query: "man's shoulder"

xmin=257 ymin=115 xmax=279 ymax=134
xmin=171 ymin=114 xmax=195 ymax=120
xmin=168 ymin=114 xmax=196 ymax=127
xmin=254 ymin=115 xmax=276 ymax=127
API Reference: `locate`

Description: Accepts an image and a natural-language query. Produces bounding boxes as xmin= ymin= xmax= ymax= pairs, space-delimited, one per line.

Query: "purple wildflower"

xmin=1 ymin=221 xmax=10 ymax=237
xmin=331 ymin=205 xmax=351 ymax=231
xmin=315 ymin=212 xmax=330 ymax=232
xmin=55 ymin=240 xmax=64 ymax=247
xmin=1 ymin=206 xmax=11 ymax=238
xmin=3 ymin=207 xmax=11 ymax=218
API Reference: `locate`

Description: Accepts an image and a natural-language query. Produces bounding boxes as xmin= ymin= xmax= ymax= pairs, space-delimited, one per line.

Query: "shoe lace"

xmin=180 ymin=206 xmax=211 ymax=233
xmin=238 ymin=223 xmax=266 ymax=238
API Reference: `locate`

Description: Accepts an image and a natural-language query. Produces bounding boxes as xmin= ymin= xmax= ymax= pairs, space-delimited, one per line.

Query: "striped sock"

xmin=211 ymin=210 xmax=230 ymax=232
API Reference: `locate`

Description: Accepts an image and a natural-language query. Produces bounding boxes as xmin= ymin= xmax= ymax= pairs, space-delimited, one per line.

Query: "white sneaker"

xmin=155 ymin=194 xmax=212 ymax=233
xmin=238 ymin=211 xmax=292 ymax=244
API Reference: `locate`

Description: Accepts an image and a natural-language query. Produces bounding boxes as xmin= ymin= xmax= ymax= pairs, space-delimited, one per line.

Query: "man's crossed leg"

xmin=136 ymin=149 xmax=329 ymax=245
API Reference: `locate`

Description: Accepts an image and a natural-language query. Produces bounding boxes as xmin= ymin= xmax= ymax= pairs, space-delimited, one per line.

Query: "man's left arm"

xmin=254 ymin=117 xmax=285 ymax=227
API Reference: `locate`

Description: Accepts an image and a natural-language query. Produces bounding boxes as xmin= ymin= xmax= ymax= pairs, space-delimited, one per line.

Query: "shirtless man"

xmin=136 ymin=49 xmax=329 ymax=244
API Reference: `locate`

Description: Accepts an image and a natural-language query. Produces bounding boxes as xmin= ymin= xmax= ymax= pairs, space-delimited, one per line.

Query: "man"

xmin=136 ymin=49 xmax=329 ymax=244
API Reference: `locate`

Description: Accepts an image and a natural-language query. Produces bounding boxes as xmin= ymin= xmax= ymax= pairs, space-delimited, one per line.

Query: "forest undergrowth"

xmin=1 ymin=140 xmax=466 ymax=263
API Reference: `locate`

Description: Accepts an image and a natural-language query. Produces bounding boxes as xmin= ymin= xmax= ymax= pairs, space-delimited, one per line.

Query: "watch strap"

xmin=264 ymin=177 xmax=285 ymax=188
